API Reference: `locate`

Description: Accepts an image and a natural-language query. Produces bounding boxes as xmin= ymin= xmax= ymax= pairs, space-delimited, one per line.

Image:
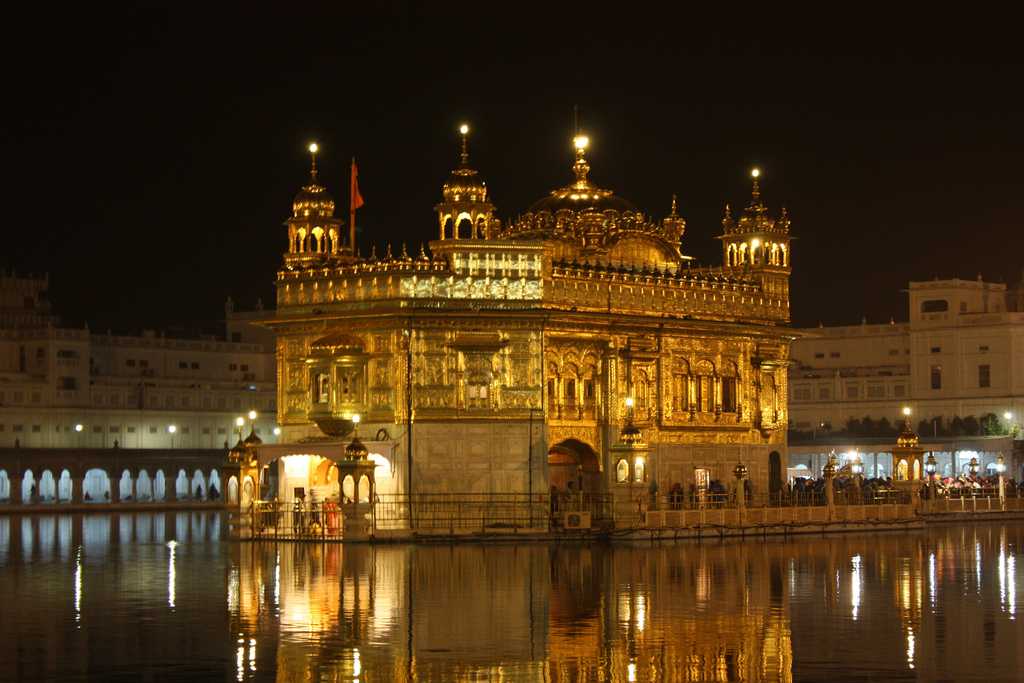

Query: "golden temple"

xmin=264 ymin=125 xmax=794 ymax=506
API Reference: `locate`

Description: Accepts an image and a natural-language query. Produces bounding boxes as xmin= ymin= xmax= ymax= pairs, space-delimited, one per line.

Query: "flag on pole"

xmin=350 ymin=158 xmax=364 ymax=253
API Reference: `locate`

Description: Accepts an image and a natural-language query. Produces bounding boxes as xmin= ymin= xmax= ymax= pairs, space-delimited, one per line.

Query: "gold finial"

xmin=670 ymin=194 xmax=678 ymax=217
xmin=750 ymin=167 xmax=761 ymax=202
xmin=572 ymin=134 xmax=591 ymax=185
xmin=418 ymin=243 xmax=428 ymax=260
xmin=458 ymin=123 xmax=470 ymax=165
xmin=369 ymin=244 xmax=377 ymax=261
xmin=385 ymin=243 xmax=393 ymax=260
xmin=400 ymin=242 xmax=409 ymax=259
xmin=308 ymin=142 xmax=320 ymax=180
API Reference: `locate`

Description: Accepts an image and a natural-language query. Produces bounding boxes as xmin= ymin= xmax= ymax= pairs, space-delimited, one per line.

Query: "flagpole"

xmin=349 ymin=157 xmax=357 ymax=255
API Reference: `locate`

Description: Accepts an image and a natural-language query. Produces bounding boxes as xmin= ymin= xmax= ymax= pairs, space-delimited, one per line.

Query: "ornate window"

xmin=616 ymin=459 xmax=629 ymax=483
xmin=633 ymin=458 xmax=645 ymax=483
xmin=564 ymin=378 xmax=576 ymax=407
xmin=672 ymin=359 xmax=690 ymax=412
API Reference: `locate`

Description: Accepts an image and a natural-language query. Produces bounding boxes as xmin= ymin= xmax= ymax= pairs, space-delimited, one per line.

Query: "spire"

xmin=459 ymin=123 xmax=470 ymax=166
xmin=750 ymin=167 xmax=761 ymax=203
xmin=308 ymin=142 xmax=319 ymax=182
xmin=572 ymin=133 xmax=591 ymax=186
xmin=670 ymin=194 xmax=678 ymax=217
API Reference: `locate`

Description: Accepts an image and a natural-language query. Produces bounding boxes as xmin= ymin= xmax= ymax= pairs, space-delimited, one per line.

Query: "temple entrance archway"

xmin=548 ymin=439 xmax=602 ymax=494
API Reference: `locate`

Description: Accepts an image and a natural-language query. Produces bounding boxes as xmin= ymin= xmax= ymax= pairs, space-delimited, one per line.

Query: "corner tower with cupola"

xmin=720 ymin=169 xmax=792 ymax=309
xmin=284 ymin=143 xmax=354 ymax=269
xmin=434 ymin=124 xmax=497 ymax=240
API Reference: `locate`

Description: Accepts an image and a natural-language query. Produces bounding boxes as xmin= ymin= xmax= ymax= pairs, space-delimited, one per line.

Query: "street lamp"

xmin=168 ymin=424 xmax=177 ymax=449
xmin=996 ymin=453 xmax=1006 ymax=507
xmin=248 ymin=409 xmax=258 ymax=421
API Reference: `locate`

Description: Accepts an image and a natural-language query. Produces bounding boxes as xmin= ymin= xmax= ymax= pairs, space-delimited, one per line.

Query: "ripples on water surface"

xmin=0 ymin=513 xmax=1021 ymax=681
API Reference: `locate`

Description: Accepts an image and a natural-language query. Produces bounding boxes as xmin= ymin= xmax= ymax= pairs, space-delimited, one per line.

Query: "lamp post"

xmin=235 ymin=416 xmax=245 ymax=444
xmin=924 ymin=453 xmax=937 ymax=508
xmin=995 ymin=453 xmax=1006 ymax=509
xmin=823 ymin=451 xmax=838 ymax=519
xmin=168 ymin=424 xmax=177 ymax=449
xmin=733 ymin=461 xmax=748 ymax=513
xmin=851 ymin=452 xmax=864 ymax=504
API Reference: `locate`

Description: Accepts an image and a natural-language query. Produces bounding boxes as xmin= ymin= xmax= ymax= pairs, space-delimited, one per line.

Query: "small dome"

xmin=243 ymin=428 xmax=263 ymax=447
xmin=293 ymin=179 xmax=335 ymax=219
xmin=345 ymin=435 xmax=368 ymax=460
xmin=442 ymin=166 xmax=489 ymax=204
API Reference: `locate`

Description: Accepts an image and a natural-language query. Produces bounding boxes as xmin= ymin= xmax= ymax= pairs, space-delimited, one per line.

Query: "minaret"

xmin=284 ymin=142 xmax=350 ymax=269
xmin=434 ymin=123 xmax=496 ymax=240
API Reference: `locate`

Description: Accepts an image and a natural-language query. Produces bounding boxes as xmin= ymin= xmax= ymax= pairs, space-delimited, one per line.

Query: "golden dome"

xmin=442 ymin=166 xmax=489 ymax=204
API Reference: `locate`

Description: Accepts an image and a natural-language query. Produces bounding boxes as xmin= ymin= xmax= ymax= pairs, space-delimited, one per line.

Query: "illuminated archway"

xmin=548 ymin=439 xmax=601 ymax=493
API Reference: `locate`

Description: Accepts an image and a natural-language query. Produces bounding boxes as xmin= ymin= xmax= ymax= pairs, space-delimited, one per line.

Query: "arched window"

xmin=315 ymin=373 xmax=330 ymax=404
xmin=672 ymin=359 xmax=690 ymax=412
xmin=695 ymin=361 xmax=714 ymax=413
xmin=616 ymin=459 xmax=629 ymax=483
xmin=721 ymin=361 xmax=739 ymax=413
xmin=633 ymin=457 xmax=645 ymax=483
xmin=632 ymin=369 xmax=650 ymax=413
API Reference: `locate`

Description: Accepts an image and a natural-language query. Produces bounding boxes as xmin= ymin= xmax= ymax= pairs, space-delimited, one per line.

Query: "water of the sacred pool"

xmin=0 ymin=513 xmax=1020 ymax=682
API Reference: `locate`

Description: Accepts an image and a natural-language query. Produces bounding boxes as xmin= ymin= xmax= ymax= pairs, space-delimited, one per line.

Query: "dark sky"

xmin=4 ymin=5 xmax=1023 ymax=333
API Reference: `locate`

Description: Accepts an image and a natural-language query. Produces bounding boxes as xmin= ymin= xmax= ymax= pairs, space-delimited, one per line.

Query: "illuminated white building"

xmin=0 ymin=272 xmax=278 ymax=448
xmin=789 ymin=275 xmax=1024 ymax=435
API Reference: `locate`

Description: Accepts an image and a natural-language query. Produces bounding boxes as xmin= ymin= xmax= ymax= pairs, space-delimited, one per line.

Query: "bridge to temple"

xmin=0 ymin=447 xmax=239 ymax=507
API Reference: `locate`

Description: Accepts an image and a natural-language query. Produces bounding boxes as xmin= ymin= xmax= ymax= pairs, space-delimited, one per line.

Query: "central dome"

xmin=528 ymin=183 xmax=636 ymax=213
xmin=526 ymin=135 xmax=635 ymax=214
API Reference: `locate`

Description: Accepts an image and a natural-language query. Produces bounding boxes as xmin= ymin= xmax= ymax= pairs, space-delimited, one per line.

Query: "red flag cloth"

xmin=350 ymin=158 xmax=365 ymax=210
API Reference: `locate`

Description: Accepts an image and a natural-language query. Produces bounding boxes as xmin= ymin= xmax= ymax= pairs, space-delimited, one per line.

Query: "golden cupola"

xmin=284 ymin=143 xmax=351 ymax=270
xmin=435 ymin=124 xmax=497 ymax=240
xmin=720 ymin=168 xmax=791 ymax=271
xmin=500 ymin=133 xmax=690 ymax=271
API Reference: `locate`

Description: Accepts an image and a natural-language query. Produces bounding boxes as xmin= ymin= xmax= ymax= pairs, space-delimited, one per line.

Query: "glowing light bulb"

xmin=308 ymin=142 xmax=318 ymax=154
xmin=167 ymin=425 xmax=177 ymax=434
xmin=459 ymin=123 xmax=469 ymax=135
xmin=903 ymin=406 xmax=912 ymax=416
xmin=574 ymin=135 xmax=589 ymax=150
xmin=235 ymin=416 xmax=245 ymax=427
xmin=751 ymin=238 xmax=761 ymax=250
xmin=352 ymin=414 xmax=361 ymax=425
xmin=751 ymin=167 xmax=760 ymax=178
xmin=624 ymin=397 xmax=635 ymax=408
xmin=248 ymin=410 xmax=257 ymax=421
xmin=74 ymin=423 xmax=83 ymax=433
xmin=273 ymin=427 xmax=281 ymax=436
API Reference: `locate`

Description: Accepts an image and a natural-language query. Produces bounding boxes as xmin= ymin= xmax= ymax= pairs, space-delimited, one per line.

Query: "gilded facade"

xmin=267 ymin=128 xmax=795 ymax=500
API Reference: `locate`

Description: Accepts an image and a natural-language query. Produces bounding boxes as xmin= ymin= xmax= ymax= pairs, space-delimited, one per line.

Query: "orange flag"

xmin=350 ymin=158 xmax=364 ymax=251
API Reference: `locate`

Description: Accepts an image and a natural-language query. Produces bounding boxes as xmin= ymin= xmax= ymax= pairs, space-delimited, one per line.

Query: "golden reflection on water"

xmin=0 ymin=515 xmax=1022 ymax=681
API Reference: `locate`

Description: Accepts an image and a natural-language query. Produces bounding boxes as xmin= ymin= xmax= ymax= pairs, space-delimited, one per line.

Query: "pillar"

xmin=165 ymin=469 xmax=177 ymax=502
xmin=108 ymin=470 xmax=120 ymax=504
xmin=72 ymin=476 xmax=84 ymax=504
xmin=10 ymin=475 xmax=23 ymax=504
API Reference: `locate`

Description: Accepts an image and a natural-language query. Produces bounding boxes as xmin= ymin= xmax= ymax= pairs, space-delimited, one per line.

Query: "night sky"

xmin=5 ymin=6 xmax=1023 ymax=333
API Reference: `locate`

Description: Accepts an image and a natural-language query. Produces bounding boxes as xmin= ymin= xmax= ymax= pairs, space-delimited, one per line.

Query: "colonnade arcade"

xmin=0 ymin=449 xmax=236 ymax=506
xmin=725 ymin=240 xmax=788 ymax=268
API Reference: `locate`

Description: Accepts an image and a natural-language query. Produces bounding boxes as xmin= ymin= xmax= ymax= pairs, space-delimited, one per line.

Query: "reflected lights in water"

xmin=850 ymin=554 xmax=861 ymax=620
xmin=73 ymin=546 xmax=82 ymax=625
xmin=167 ymin=540 xmax=177 ymax=608
xmin=906 ymin=626 xmax=915 ymax=670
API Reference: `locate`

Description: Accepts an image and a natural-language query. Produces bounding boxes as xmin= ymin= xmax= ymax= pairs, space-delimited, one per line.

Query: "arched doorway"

xmin=769 ymin=451 xmax=782 ymax=495
xmin=548 ymin=439 xmax=601 ymax=494
xmin=83 ymin=469 xmax=111 ymax=503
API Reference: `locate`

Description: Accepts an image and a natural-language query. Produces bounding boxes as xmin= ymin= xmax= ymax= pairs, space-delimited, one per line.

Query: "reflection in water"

xmin=0 ymin=515 xmax=1022 ymax=681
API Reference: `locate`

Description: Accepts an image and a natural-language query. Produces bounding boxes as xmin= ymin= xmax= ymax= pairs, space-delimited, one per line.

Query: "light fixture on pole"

xmin=168 ymin=424 xmax=177 ymax=449
xmin=996 ymin=453 xmax=1006 ymax=507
